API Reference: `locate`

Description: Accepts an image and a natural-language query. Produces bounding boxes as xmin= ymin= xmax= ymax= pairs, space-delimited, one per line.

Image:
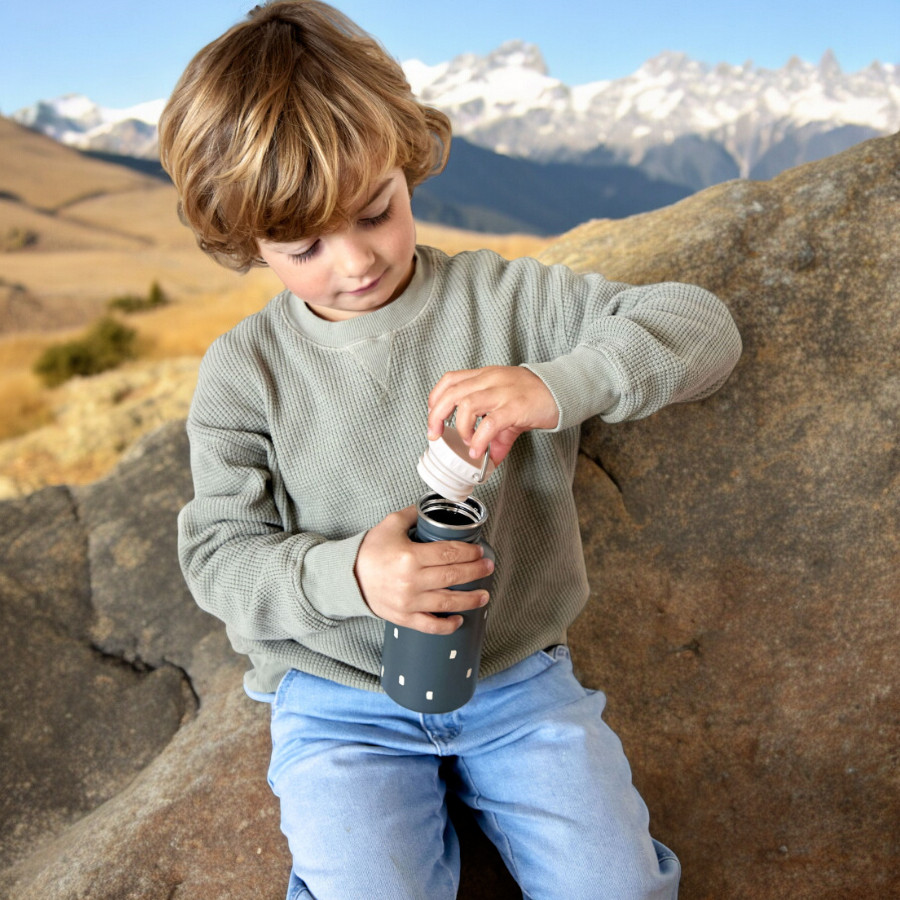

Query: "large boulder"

xmin=542 ymin=131 xmax=899 ymax=898
xmin=1 ymin=132 xmax=898 ymax=898
xmin=0 ymin=422 xmax=289 ymax=899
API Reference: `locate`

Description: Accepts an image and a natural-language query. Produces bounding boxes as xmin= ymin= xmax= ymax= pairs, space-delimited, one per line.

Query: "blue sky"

xmin=1 ymin=0 xmax=897 ymax=114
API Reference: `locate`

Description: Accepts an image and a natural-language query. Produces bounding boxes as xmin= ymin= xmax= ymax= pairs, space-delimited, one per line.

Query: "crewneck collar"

xmin=281 ymin=247 xmax=436 ymax=348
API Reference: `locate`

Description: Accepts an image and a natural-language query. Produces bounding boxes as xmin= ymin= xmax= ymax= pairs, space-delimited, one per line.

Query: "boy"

xmin=161 ymin=2 xmax=742 ymax=898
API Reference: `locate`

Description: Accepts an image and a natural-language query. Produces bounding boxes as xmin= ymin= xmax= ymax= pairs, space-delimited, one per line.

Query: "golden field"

xmin=0 ymin=117 xmax=551 ymax=494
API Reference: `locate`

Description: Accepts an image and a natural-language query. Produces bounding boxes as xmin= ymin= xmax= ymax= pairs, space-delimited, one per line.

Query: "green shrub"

xmin=107 ymin=292 xmax=144 ymax=312
xmin=108 ymin=280 xmax=169 ymax=313
xmin=34 ymin=316 xmax=137 ymax=387
xmin=1 ymin=227 xmax=38 ymax=252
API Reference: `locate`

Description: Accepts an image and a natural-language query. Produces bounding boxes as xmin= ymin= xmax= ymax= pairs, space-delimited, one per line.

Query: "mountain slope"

xmin=0 ymin=117 xmax=159 ymax=211
xmin=413 ymin=137 xmax=691 ymax=234
xmin=11 ymin=94 xmax=163 ymax=158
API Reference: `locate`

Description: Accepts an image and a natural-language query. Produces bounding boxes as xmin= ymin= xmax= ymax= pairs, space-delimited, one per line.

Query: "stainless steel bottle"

xmin=380 ymin=492 xmax=495 ymax=713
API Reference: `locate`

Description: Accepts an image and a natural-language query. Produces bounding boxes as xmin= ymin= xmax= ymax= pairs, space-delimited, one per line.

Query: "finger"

xmin=428 ymin=368 xmax=479 ymax=407
xmin=453 ymin=400 xmax=481 ymax=444
xmin=425 ymin=588 xmax=490 ymax=615
xmin=415 ymin=538 xmax=485 ymax=569
xmin=485 ymin=429 xmax=520 ymax=465
xmin=427 ymin=369 xmax=469 ymax=421
xmin=459 ymin=411 xmax=505 ymax=459
xmin=425 ymin=415 xmax=445 ymax=442
xmin=427 ymin=369 xmax=484 ymax=436
xmin=387 ymin=505 xmax=419 ymax=530
xmin=419 ymin=556 xmax=495 ymax=593
xmin=381 ymin=583 xmax=488 ymax=629
xmin=405 ymin=612 xmax=464 ymax=635
xmin=454 ymin=387 xmax=503 ymax=443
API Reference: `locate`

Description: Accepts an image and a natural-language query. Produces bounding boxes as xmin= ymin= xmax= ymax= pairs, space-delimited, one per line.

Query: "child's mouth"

xmin=348 ymin=273 xmax=383 ymax=295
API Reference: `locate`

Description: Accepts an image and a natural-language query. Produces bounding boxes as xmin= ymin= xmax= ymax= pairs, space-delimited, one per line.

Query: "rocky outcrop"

xmin=0 ymin=421 xmax=515 ymax=899
xmin=543 ymin=131 xmax=900 ymax=898
xmin=0 ymin=422 xmax=289 ymax=899
xmin=1 ymin=132 xmax=898 ymax=898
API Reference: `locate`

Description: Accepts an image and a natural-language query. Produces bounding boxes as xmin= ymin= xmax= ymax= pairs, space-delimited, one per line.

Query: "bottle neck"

xmin=415 ymin=493 xmax=487 ymax=543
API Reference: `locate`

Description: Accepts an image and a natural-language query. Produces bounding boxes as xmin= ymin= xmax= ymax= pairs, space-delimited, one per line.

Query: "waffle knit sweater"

xmin=178 ymin=245 xmax=742 ymax=695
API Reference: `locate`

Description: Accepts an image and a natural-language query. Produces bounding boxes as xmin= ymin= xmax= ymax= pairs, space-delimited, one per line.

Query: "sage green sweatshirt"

xmin=178 ymin=245 xmax=741 ymax=695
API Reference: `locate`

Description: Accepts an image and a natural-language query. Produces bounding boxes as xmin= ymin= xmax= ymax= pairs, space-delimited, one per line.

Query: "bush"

xmin=34 ymin=316 xmax=137 ymax=387
xmin=1 ymin=226 xmax=38 ymax=252
xmin=108 ymin=280 xmax=169 ymax=313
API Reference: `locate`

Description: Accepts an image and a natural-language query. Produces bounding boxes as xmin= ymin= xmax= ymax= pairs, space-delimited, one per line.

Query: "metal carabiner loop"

xmin=477 ymin=445 xmax=491 ymax=483
xmin=444 ymin=415 xmax=491 ymax=484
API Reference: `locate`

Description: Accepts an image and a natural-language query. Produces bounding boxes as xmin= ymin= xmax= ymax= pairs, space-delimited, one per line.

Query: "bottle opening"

xmin=425 ymin=506 xmax=473 ymax=527
xmin=416 ymin=493 xmax=487 ymax=540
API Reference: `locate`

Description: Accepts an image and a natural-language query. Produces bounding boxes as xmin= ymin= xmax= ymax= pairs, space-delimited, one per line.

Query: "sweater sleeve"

xmin=517 ymin=263 xmax=742 ymax=430
xmin=177 ymin=340 xmax=375 ymax=644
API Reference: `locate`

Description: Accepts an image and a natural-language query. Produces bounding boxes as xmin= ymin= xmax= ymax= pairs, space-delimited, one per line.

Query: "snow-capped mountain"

xmin=406 ymin=42 xmax=898 ymax=184
xmin=11 ymin=94 xmax=164 ymax=159
xmin=8 ymin=43 xmax=897 ymax=220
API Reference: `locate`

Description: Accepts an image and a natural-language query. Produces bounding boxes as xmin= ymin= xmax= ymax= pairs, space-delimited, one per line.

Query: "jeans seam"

xmin=455 ymin=755 xmax=523 ymax=888
xmin=429 ymin=760 xmax=458 ymax=897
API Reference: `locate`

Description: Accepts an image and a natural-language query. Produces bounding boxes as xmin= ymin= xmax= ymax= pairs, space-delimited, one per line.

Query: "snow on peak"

xmin=10 ymin=93 xmax=164 ymax=157
xmin=398 ymin=43 xmax=899 ymax=179
xmin=403 ymin=39 xmax=564 ymax=131
xmin=485 ymin=40 xmax=548 ymax=75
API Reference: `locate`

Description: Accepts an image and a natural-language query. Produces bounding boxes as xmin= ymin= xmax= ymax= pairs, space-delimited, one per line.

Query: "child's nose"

xmin=334 ymin=234 xmax=375 ymax=276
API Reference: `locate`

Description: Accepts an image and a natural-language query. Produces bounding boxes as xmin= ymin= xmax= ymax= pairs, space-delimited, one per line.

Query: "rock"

xmin=2 ymin=630 xmax=284 ymax=900
xmin=541 ymin=131 xmax=900 ymax=898
xmin=0 ymin=453 xmax=201 ymax=883
xmin=0 ymin=423 xmax=288 ymax=899
xmin=72 ymin=418 xmax=213 ymax=674
xmin=1 ymin=133 xmax=898 ymax=899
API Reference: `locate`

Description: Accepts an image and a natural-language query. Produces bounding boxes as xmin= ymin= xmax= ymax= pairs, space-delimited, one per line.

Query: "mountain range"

xmin=10 ymin=44 xmax=898 ymax=234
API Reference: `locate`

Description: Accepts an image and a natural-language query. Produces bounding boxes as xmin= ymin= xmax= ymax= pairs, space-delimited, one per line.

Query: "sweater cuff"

xmin=522 ymin=345 xmax=619 ymax=432
xmin=300 ymin=532 xmax=377 ymax=621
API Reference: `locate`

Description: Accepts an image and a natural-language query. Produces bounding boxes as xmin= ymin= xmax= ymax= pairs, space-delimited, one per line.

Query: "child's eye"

xmin=360 ymin=203 xmax=392 ymax=228
xmin=289 ymin=242 xmax=319 ymax=264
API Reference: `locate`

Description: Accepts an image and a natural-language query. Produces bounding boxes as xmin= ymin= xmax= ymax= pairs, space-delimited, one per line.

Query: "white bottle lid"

xmin=417 ymin=425 xmax=496 ymax=501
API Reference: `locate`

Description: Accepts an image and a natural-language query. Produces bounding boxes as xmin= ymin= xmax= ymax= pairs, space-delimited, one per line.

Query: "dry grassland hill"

xmin=0 ymin=115 xmax=551 ymax=496
xmin=0 ymin=116 xmax=282 ymax=332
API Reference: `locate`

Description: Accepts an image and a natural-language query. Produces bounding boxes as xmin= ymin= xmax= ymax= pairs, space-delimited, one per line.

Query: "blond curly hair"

xmin=159 ymin=1 xmax=451 ymax=271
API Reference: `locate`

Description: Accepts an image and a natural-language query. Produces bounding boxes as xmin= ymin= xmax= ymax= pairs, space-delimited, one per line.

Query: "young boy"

xmin=161 ymin=3 xmax=742 ymax=897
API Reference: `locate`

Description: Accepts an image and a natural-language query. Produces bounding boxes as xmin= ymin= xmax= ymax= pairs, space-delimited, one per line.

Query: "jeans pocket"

xmin=271 ymin=667 xmax=300 ymax=715
xmin=538 ymin=644 xmax=570 ymax=663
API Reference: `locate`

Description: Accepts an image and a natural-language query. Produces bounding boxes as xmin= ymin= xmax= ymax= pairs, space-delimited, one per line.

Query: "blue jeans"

xmin=265 ymin=646 xmax=679 ymax=900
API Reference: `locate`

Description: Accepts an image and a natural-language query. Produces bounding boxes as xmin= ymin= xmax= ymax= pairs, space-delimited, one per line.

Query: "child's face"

xmin=257 ymin=168 xmax=417 ymax=321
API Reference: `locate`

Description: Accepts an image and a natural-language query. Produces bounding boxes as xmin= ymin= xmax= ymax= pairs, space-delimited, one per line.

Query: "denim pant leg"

xmin=266 ymin=650 xmax=678 ymax=900
xmin=451 ymin=647 xmax=680 ymax=900
xmin=267 ymin=669 xmax=460 ymax=900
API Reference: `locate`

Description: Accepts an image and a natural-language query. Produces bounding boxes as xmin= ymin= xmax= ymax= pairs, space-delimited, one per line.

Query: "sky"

xmin=1 ymin=0 xmax=897 ymax=114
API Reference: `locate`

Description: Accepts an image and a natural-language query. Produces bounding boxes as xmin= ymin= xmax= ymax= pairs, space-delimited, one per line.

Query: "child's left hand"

xmin=427 ymin=365 xmax=559 ymax=465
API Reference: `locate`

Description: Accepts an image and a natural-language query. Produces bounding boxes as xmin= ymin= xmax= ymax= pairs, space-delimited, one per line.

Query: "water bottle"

xmin=380 ymin=491 xmax=495 ymax=713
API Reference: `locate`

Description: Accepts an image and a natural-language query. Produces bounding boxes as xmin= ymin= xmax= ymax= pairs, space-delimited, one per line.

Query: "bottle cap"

xmin=417 ymin=425 xmax=496 ymax=502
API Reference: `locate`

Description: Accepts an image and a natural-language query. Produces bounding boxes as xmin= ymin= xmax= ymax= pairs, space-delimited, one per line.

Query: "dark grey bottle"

xmin=380 ymin=492 xmax=495 ymax=713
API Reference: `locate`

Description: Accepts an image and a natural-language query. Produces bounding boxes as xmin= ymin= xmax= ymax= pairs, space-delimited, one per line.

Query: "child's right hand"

xmin=354 ymin=506 xmax=493 ymax=634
